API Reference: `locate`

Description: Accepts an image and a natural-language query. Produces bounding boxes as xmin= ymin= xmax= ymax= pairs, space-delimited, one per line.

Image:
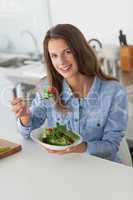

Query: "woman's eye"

xmin=51 ymin=54 xmax=57 ymax=58
xmin=65 ymin=49 xmax=71 ymax=54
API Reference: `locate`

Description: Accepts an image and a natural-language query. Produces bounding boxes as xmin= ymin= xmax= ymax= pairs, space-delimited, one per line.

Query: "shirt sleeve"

xmin=17 ymin=92 xmax=47 ymax=138
xmin=87 ymin=85 xmax=128 ymax=161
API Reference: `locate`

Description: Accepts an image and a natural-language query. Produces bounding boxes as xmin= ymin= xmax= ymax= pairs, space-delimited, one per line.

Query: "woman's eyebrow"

xmin=50 ymin=52 xmax=57 ymax=56
xmin=50 ymin=48 xmax=70 ymax=55
xmin=63 ymin=48 xmax=70 ymax=52
xmin=61 ymin=48 xmax=71 ymax=54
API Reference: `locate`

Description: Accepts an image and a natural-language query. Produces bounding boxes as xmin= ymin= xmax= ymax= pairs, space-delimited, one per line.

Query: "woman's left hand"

xmin=46 ymin=142 xmax=87 ymax=155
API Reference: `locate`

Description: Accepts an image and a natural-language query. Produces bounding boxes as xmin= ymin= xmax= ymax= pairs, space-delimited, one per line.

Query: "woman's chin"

xmin=61 ymin=73 xmax=73 ymax=79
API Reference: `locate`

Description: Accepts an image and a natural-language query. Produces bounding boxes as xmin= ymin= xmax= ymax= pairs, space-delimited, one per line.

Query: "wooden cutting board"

xmin=0 ymin=138 xmax=22 ymax=159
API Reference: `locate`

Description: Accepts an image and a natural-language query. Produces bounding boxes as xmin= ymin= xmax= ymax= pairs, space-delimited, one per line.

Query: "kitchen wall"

xmin=0 ymin=0 xmax=51 ymax=54
xmin=0 ymin=0 xmax=132 ymax=54
xmin=49 ymin=0 xmax=132 ymax=45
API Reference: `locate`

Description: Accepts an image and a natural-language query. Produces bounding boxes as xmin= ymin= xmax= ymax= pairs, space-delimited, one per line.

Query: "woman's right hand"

xmin=11 ymin=97 xmax=30 ymax=126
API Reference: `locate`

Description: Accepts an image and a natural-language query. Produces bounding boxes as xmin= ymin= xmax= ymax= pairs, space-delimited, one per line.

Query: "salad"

xmin=43 ymin=87 xmax=56 ymax=99
xmin=39 ymin=123 xmax=80 ymax=146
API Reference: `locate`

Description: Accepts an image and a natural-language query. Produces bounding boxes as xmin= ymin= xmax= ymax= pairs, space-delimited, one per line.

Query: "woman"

xmin=11 ymin=24 xmax=128 ymax=163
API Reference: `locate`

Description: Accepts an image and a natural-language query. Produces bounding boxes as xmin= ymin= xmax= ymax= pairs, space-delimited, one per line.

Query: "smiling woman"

xmin=48 ymin=38 xmax=78 ymax=80
xmin=11 ymin=24 xmax=128 ymax=164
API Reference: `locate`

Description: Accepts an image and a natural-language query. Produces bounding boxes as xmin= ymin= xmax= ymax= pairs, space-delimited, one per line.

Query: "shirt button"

xmin=79 ymin=106 xmax=82 ymax=110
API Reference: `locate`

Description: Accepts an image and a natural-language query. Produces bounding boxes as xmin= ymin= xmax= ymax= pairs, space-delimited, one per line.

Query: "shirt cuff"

xmin=17 ymin=113 xmax=33 ymax=139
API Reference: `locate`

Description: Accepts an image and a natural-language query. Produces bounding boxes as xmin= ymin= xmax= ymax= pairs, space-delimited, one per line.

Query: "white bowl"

xmin=31 ymin=127 xmax=83 ymax=151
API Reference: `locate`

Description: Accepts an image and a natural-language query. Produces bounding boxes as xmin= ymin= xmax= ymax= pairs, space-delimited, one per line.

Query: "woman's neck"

xmin=66 ymin=74 xmax=94 ymax=98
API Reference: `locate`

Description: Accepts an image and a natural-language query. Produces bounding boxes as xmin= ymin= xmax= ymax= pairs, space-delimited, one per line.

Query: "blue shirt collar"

xmin=61 ymin=79 xmax=73 ymax=102
xmin=61 ymin=76 xmax=102 ymax=102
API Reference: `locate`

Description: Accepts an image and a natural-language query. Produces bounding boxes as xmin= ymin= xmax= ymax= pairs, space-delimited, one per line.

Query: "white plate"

xmin=31 ymin=127 xmax=83 ymax=151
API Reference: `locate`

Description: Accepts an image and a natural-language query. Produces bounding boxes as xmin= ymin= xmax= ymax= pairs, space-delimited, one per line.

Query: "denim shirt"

xmin=17 ymin=76 xmax=128 ymax=162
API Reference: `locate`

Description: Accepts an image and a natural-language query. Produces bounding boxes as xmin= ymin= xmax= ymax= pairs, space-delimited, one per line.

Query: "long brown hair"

xmin=43 ymin=24 xmax=118 ymax=112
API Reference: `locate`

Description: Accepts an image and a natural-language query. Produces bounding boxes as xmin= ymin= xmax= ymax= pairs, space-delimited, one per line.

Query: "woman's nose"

xmin=58 ymin=55 xmax=66 ymax=65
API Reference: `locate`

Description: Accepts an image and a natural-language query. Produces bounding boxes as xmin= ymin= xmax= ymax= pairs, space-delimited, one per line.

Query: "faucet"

xmin=88 ymin=38 xmax=102 ymax=52
xmin=21 ymin=30 xmax=42 ymax=61
xmin=88 ymin=38 xmax=103 ymax=67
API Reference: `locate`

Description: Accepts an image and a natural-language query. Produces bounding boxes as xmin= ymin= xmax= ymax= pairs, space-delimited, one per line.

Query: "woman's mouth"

xmin=60 ymin=65 xmax=72 ymax=72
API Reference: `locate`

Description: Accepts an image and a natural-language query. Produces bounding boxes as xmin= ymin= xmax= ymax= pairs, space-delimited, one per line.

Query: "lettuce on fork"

xmin=43 ymin=87 xmax=57 ymax=99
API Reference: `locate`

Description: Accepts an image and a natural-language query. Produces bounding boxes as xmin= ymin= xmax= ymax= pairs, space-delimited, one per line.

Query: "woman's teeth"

xmin=61 ymin=65 xmax=71 ymax=71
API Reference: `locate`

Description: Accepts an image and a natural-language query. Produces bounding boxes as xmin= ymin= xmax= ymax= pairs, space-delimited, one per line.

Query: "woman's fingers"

xmin=11 ymin=97 xmax=23 ymax=105
xmin=16 ymin=108 xmax=24 ymax=118
xmin=46 ymin=144 xmax=84 ymax=154
xmin=11 ymin=102 xmax=23 ymax=112
xmin=11 ymin=97 xmax=28 ymax=118
xmin=46 ymin=148 xmax=71 ymax=154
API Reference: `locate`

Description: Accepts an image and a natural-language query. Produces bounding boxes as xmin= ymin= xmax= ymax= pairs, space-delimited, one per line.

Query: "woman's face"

xmin=48 ymin=38 xmax=79 ymax=80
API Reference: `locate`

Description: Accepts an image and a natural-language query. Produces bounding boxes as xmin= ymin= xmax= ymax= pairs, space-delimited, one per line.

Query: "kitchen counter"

xmin=0 ymin=62 xmax=47 ymax=85
xmin=0 ymin=99 xmax=133 ymax=200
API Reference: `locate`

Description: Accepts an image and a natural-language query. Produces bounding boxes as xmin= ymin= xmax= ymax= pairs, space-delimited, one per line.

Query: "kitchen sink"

xmin=0 ymin=52 xmax=35 ymax=68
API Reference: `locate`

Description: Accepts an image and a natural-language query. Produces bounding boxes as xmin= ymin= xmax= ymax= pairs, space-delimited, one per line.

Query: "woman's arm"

xmin=87 ymin=86 xmax=128 ymax=161
xmin=17 ymin=92 xmax=47 ymax=138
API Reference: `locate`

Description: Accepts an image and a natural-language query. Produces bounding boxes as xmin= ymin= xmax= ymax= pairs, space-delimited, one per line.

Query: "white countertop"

xmin=0 ymin=62 xmax=47 ymax=85
xmin=0 ymin=91 xmax=133 ymax=200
